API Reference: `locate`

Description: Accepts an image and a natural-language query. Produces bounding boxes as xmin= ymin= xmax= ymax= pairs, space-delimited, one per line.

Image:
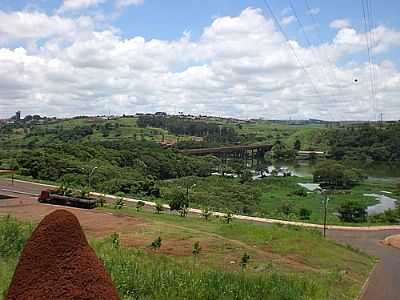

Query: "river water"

xmin=274 ymin=160 xmax=399 ymax=215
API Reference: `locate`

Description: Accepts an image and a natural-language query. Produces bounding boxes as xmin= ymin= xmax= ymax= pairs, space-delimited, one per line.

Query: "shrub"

xmin=338 ymin=201 xmax=367 ymax=223
xmin=240 ymin=253 xmax=250 ymax=270
xmin=299 ymin=208 xmax=312 ymax=220
xmin=201 ymin=207 xmax=212 ymax=221
xmin=136 ymin=200 xmax=145 ymax=212
xmin=150 ymin=237 xmax=162 ymax=250
xmin=155 ymin=202 xmax=164 ymax=214
xmin=192 ymin=241 xmax=202 ymax=256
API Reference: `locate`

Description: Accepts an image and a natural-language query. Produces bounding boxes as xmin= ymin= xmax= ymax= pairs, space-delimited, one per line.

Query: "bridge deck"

xmin=182 ymin=144 xmax=273 ymax=155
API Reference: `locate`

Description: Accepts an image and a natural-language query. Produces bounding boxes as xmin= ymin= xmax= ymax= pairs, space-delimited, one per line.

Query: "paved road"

xmin=328 ymin=229 xmax=400 ymax=300
xmin=1 ymin=178 xmax=400 ymax=299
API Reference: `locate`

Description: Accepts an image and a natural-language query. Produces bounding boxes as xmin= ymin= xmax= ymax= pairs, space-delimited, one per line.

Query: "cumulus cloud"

xmin=58 ymin=0 xmax=107 ymax=12
xmin=281 ymin=15 xmax=296 ymax=26
xmin=0 ymin=10 xmax=94 ymax=44
xmin=0 ymin=7 xmax=400 ymax=120
xmin=330 ymin=18 xmax=351 ymax=29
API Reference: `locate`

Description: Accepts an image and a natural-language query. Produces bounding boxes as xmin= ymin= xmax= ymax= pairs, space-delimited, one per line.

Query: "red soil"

xmin=6 ymin=209 xmax=120 ymax=300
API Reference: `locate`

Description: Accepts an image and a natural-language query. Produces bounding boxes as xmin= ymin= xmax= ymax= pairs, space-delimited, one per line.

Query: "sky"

xmin=0 ymin=0 xmax=400 ymax=120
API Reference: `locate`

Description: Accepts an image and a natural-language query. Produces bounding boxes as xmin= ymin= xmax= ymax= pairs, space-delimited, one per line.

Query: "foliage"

xmin=240 ymin=253 xmax=251 ymax=270
xmin=179 ymin=206 xmax=189 ymax=217
xmin=168 ymin=189 xmax=188 ymax=211
xmin=111 ymin=233 xmax=120 ymax=249
xmin=136 ymin=200 xmax=145 ymax=212
xmin=201 ymin=207 xmax=212 ymax=221
xmin=114 ymin=193 xmax=125 ymax=210
xmin=337 ymin=201 xmax=367 ymax=223
xmin=155 ymin=202 xmax=164 ymax=214
xmin=299 ymin=208 xmax=312 ymax=220
xmin=192 ymin=241 xmax=202 ymax=256
xmin=150 ymin=236 xmax=162 ymax=250
xmin=325 ymin=123 xmax=400 ymax=162
xmin=313 ymin=160 xmax=364 ymax=189
xmin=137 ymin=115 xmax=239 ymax=144
xmin=0 ymin=216 xmax=31 ymax=258
xmin=224 ymin=210 xmax=233 ymax=224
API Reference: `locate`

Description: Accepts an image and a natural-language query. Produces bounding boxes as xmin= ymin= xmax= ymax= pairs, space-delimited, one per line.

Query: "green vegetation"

xmin=313 ymin=160 xmax=364 ymax=189
xmin=326 ymin=123 xmax=400 ymax=162
xmin=0 ymin=212 xmax=375 ymax=299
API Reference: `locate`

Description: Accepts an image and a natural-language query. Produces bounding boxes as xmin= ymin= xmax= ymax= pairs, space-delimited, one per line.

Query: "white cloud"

xmin=307 ymin=7 xmax=320 ymax=16
xmin=0 ymin=10 xmax=94 ymax=43
xmin=330 ymin=18 xmax=351 ymax=29
xmin=281 ymin=15 xmax=296 ymax=26
xmin=59 ymin=0 xmax=107 ymax=12
xmin=116 ymin=0 xmax=144 ymax=9
xmin=1 ymin=7 xmax=400 ymax=120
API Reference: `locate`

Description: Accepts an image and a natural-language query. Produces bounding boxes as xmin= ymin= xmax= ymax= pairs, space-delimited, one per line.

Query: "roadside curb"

xmin=357 ymin=262 xmax=378 ymax=300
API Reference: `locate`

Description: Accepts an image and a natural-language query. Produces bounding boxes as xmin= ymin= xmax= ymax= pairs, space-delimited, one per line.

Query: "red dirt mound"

xmin=6 ymin=209 xmax=120 ymax=300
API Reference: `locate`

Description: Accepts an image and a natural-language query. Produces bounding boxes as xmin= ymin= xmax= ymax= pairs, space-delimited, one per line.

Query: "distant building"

xmin=15 ymin=111 xmax=21 ymax=121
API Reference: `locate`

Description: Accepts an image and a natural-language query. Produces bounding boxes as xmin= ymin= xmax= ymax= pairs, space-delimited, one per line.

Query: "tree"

xmin=150 ymin=236 xmax=162 ymax=250
xmin=224 ymin=210 xmax=233 ymax=224
xmin=155 ymin=201 xmax=164 ymax=214
xmin=294 ymin=139 xmax=301 ymax=151
xmin=299 ymin=208 xmax=312 ymax=220
xmin=338 ymin=201 xmax=367 ymax=222
xmin=168 ymin=189 xmax=188 ymax=211
xmin=136 ymin=200 xmax=145 ymax=212
xmin=114 ymin=193 xmax=125 ymax=209
xmin=313 ymin=160 xmax=364 ymax=189
xmin=192 ymin=241 xmax=202 ymax=256
xmin=240 ymin=253 xmax=250 ymax=270
xmin=179 ymin=205 xmax=189 ymax=217
xmin=201 ymin=207 xmax=212 ymax=221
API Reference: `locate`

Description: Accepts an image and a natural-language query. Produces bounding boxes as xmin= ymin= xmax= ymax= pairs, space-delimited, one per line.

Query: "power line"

xmin=288 ymin=0 xmax=340 ymax=121
xmin=361 ymin=0 xmax=377 ymax=121
xmin=303 ymin=0 xmax=346 ymax=96
xmin=261 ymin=0 xmax=325 ymax=110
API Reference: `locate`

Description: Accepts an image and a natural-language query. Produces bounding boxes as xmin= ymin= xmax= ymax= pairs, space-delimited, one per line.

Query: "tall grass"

xmin=0 ymin=216 xmax=33 ymax=298
xmin=94 ymin=238 xmax=325 ymax=300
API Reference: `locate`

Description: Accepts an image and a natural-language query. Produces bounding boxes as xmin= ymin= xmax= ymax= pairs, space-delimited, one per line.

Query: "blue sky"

xmin=0 ymin=0 xmax=399 ymax=120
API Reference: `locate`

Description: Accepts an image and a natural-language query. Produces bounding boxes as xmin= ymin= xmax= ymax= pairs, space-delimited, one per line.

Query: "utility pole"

xmin=323 ymin=195 xmax=329 ymax=237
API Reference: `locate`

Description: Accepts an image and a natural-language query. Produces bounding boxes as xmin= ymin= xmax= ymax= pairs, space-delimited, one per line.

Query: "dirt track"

xmin=1 ymin=178 xmax=400 ymax=300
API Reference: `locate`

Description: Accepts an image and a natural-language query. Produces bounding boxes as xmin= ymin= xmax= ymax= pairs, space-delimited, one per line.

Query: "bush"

xmin=136 ymin=200 xmax=145 ymax=212
xmin=299 ymin=208 xmax=312 ymax=220
xmin=0 ymin=216 xmax=31 ymax=258
xmin=168 ymin=189 xmax=188 ymax=211
xmin=338 ymin=201 xmax=367 ymax=223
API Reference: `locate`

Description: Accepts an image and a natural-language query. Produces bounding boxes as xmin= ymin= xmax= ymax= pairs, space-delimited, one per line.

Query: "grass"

xmin=0 ymin=208 xmax=375 ymax=299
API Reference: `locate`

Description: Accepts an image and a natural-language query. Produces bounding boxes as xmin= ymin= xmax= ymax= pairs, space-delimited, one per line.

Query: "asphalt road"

xmin=1 ymin=178 xmax=400 ymax=300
